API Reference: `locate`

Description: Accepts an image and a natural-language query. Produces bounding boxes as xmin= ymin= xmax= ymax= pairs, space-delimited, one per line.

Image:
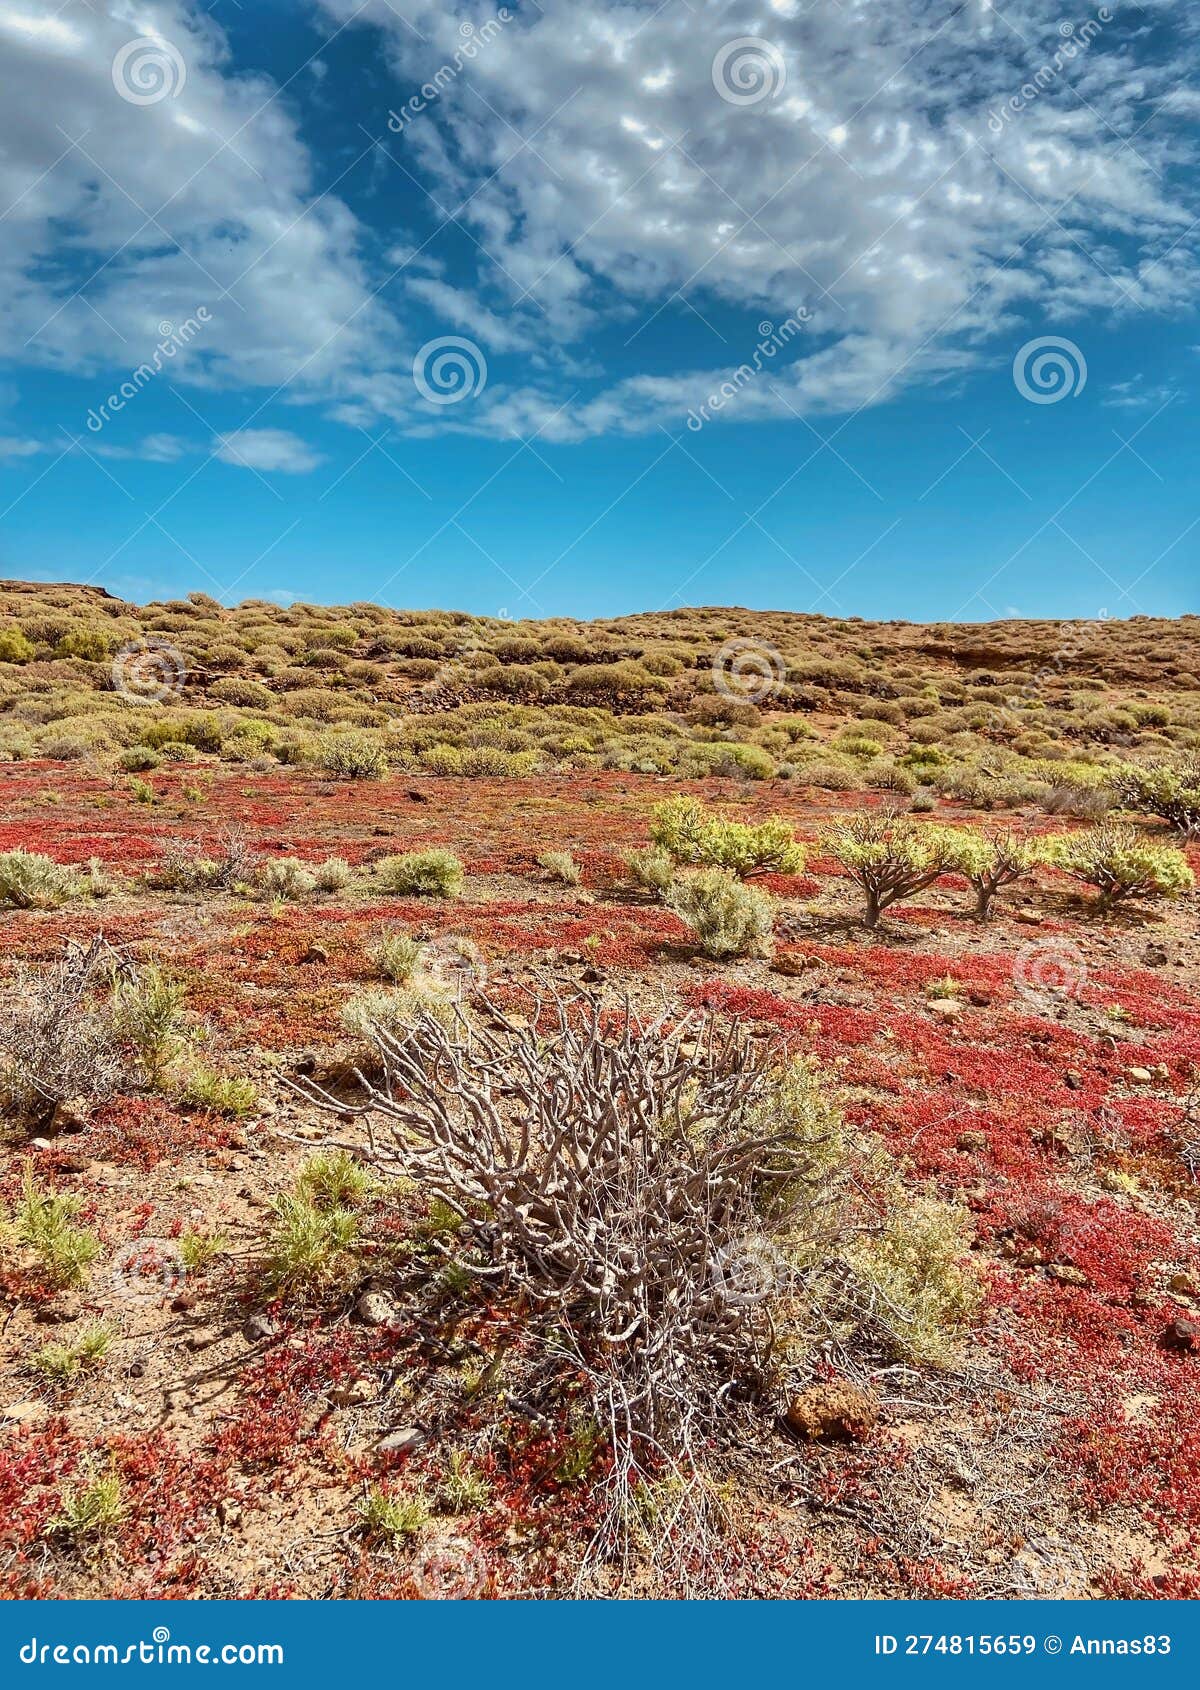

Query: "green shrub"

xmin=14 ymin=1162 xmax=101 ymax=1288
xmin=0 ymin=627 xmax=36 ymax=663
xmin=111 ymin=964 xmax=186 ymax=1085
xmin=1044 ymin=822 xmax=1195 ymax=910
xmin=117 ymin=745 xmax=161 ymax=772
xmin=372 ymin=929 xmax=422 ymax=982
xmin=262 ymin=1191 xmax=358 ymax=1293
xmin=822 ymin=810 xmax=955 ymax=929
xmin=376 ymin=849 xmax=464 ymax=897
xmin=941 ymin=828 xmax=1042 ymax=920
xmin=1109 ymin=759 xmax=1200 ymax=838
xmin=256 ymin=857 xmax=317 ymax=900
xmin=0 ymin=850 xmax=87 ymax=909
xmin=178 ymin=1063 xmax=259 ymax=1117
xmin=650 ymin=796 xmax=804 ymax=878
xmin=666 ymin=867 xmax=775 ymax=958
xmin=319 ymin=734 xmax=389 ymax=780
xmin=847 ymin=1195 xmax=981 ymax=1367
xmin=627 ymin=846 xmax=676 ymax=898
xmin=537 ymin=849 xmax=581 ymax=886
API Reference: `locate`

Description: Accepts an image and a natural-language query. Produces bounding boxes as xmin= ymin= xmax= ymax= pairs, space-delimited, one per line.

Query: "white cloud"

xmin=0 ymin=0 xmax=1195 ymax=448
xmin=213 ymin=427 xmax=324 ymax=472
xmin=0 ymin=436 xmax=44 ymax=459
xmin=315 ymin=0 xmax=1200 ymax=438
xmin=0 ymin=1 xmax=406 ymax=417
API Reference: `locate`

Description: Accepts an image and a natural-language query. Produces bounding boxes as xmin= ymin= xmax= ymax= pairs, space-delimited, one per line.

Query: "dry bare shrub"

xmin=0 ymin=937 xmax=124 ymax=1123
xmin=149 ymin=828 xmax=258 ymax=892
xmin=297 ymin=989 xmax=874 ymax=1580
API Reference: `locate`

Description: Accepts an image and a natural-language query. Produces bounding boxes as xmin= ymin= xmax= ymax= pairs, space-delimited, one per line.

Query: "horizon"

xmin=1 ymin=2 xmax=1198 ymax=622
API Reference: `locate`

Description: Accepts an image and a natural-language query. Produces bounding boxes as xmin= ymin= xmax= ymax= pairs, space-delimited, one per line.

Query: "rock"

xmin=1014 ymin=908 xmax=1042 ymax=926
xmin=243 ymin=1312 xmax=280 ymax=1343
xmin=1016 ymin=1247 xmax=1043 ymax=1269
xmin=955 ymin=1130 xmax=989 ymax=1154
xmin=968 ymin=989 xmax=991 ymax=1007
xmin=1130 ymin=1288 xmax=1155 ymax=1311
xmin=927 ymin=998 xmax=964 ymax=1020
xmin=355 ymin=1290 xmax=397 ymax=1328
xmin=293 ymin=1053 xmax=317 ymax=1078
xmin=581 ymin=966 xmax=604 ymax=985
xmin=329 ymin=1376 xmax=375 ymax=1407
xmin=376 ymin=1426 xmax=426 ymax=1455
xmin=1150 ymin=1063 xmax=1170 ymax=1083
xmin=1046 ymin=1264 xmax=1089 ymax=1286
xmin=1168 ymin=1272 xmax=1200 ymax=1300
xmin=50 ymin=1096 xmax=89 ymax=1134
xmin=786 ymin=1381 xmax=881 ymax=1442
xmin=1126 ymin=1067 xmax=1154 ymax=1085
xmin=2 ymin=1400 xmax=49 ymax=1427
xmin=1063 ymin=1070 xmax=1083 ymax=1090
xmin=171 ymin=1291 xmax=197 ymax=1313
xmin=772 ymin=953 xmax=819 ymax=978
xmin=1142 ymin=944 xmax=1170 ymax=968
xmin=217 ymin=1498 xmax=244 ymax=1528
xmin=302 ymin=942 xmax=330 ymax=964
xmin=1159 ymin=1318 xmax=1197 ymax=1353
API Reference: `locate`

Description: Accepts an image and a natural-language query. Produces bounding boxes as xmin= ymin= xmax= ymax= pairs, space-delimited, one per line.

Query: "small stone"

xmin=185 ymin=1327 xmax=220 ymax=1352
xmin=329 ymin=1376 xmax=374 ymax=1407
xmin=293 ymin=1053 xmax=317 ymax=1078
xmin=217 ymin=1498 xmax=244 ymax=1528
xmin=786 ymin=1381 xmax=881 ymax=1442
xmin=771 ymin=952 xmax=819 ymax=978
xmin=955 ymin=1130 xmax=989 ymax=1154
xmin=1159 ymin=1318 xmax=1197 ymax=1353
xmin=1126 ymin=1067 xmax=1154 ymax=1085
xmin=968 ymin=989 xmax=991 ymax=1007
xmin=243 ymin=1312 xmax=280 ymax=1343
xmin=1014 ymin=908 xmax=1042 ymax=926
xmin=580 ymin=966 xmax=603 ymax=985
xmin=302 ymin=942 xmax=330 ymax=964
xmin=1063 ymin=1070 xmax=1083 ymax=1090
xmin=1168 ymin=1272 xmax=1200 ymax=1300
xmin=171 ymin=1291 xmax=197 ymax=1313
xmin=1142 ymin=945 xmax=1169 ymax=968
xmin=1046 ymin=1264 xmax=1088 ymax=1286
xmin=1150 ymin=1063 xmax=1170 ymax=1083
xmin=1016 ymin=1247 xmax=1043 ymax=1269
xmin=927 ymin=998 xmax=964 ymax=1020
xmin=376 ymin=1426 xmax=426 ymax=1455
xmin=1130 ymin=1288 xmax=1155 ymax=1311
xmin=355 ymin=1290 xmax=397 ymax=1328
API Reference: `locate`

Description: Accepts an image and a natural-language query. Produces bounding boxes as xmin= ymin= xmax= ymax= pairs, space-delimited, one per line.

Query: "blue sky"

xmin=0 ymin=0 xmax=1198 ymax=622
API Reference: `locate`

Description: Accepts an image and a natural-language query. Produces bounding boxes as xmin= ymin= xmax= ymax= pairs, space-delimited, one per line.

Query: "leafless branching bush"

xmin=0 ymin=936 xmax=127 ymax=1124
xmin=297 ymin=984 xmax=849 ymax=1577
xmin=150 ymin=827 xmax=259 ymax=892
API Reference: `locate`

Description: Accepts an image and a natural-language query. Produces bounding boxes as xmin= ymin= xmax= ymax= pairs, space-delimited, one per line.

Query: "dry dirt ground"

xmin=1 ymin=764 xmax=1199 ymax=1600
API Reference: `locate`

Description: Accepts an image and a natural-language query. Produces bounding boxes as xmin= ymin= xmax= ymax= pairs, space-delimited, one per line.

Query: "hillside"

xmin=0 ymin=579 xmax=1198 ymax=1601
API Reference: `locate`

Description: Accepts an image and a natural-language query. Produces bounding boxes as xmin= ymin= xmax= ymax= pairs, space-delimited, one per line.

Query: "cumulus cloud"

xmin=0 ymin=0 xmax=1196 ymax=447
xmin=213 ymin=427 xmax=325 ymax=473
xmin=316 ymin=0 xmax=1200 ymax=438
